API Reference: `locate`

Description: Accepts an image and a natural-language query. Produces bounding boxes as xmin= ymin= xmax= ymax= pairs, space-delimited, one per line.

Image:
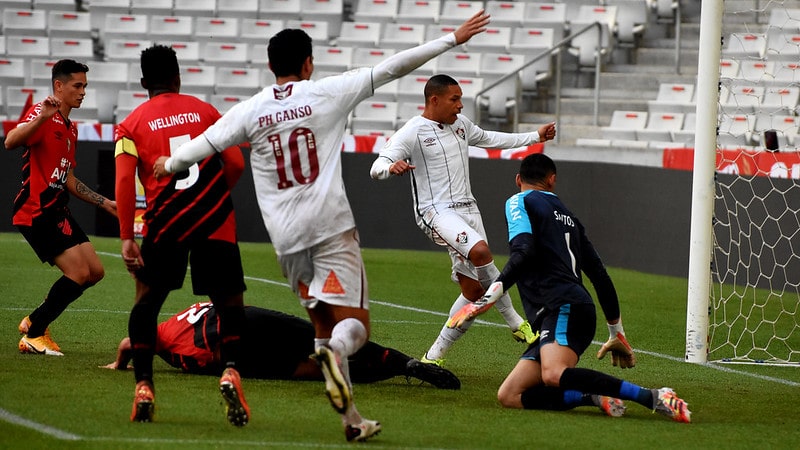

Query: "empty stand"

xmin=216 ymin=0 xmax=260 ymax=19
xmin=148 ymin=15 xmax=194 ymax=42
xmin=103 ymin=14 xmax=149 ymax=41
xmin=129 ymin=0 xmax=173 ymax=16
xmin=0 ymin=58 xmax=26 ymax=87
xmin=350 ymin=100 xmax=399 ymax=132
xmin=351 ymin=47 xmax=396 ymax=69
xmin=717 ymin=114 xmax=756 ymax=148
xmin=285 ymin=19 xmax=330 ymax=43
xmin=647 ymin=83 xmax=695 ymax=113
xmin=773 ymin=61 xmax=800 ymax=84
xmin=765 ymin=31 xmax=800 ymax=61
xmin=114 ymin=90 xmax=149 ymax=123
xmin=760 ymin=87 xmax=800 ymax=114
xmin=211 ymin=94 xmax=245 ymax=114
xmin=6 ymin=36 xmax=51 ymax=61
xmin=373 ymin=78 xmax=398 ymax=102
xmin=724 ymin=32 xmax=767 ymax=59
xmin=466 ymin=26 xmax=511 ymax=53
xmin=737 ymin=59 xmax=774 ymax=83
xmin=522 ymin=2 xmax=566 ymax=38
xmin=2 ymin=9 xmax=47 ymax=37
xmin=258 ymin=0 xmax=301 ymax=21
xmin=396 ymin=74 xmax=429 ymax=104
xmin=202 ymin=42 xmax=249 ymax=67
xmin=33 ymin=0 xmax=77 ymax=11
xmin=6 ymin=86 xmax=51 ymax=119
xmin=754 ymin=114 xmax=800 ymax=148
xmin=173 ymin=0 xmax=216 ymax=17
xmin=88 ymin=0 xmax=131 ymax=32
xmin=453 ymin=76 xmax=483 ymax=118
xmin=312 ymin=45 xmax=353 ymax=72
xmin=719 ymin=58 xmax=741 ymax=79
xmin=722 ymin=85 xmax=765 ymax=114
xmin=601 ymin=110 xmax=648 ymax=141
xmin=215 ymin=67 xmax=261 ymax=95
xmin=300 ymin=0 xmax=344 ymax=37
xmin=70 ymin=87 xmax=100 ymax=123
xmin=50 ymin=37 xmax=94 ymax=60
xmin=398 ymin=100 xmax=424 ymax=121
xmin=179 ymin=65 xmax=215 ymax=96
xmin=484 ymin=1 xmax=524 ymax=28
xmin=194 ymin=17 xmax=239 ymax=42
xmin=606 ymin=0 xmax=648 ymax=62
xmin=90 ymin=60 xmax=131 ymax=122
xmin=30 ymin=58 xmax=57 ymax=86
xmin=104 ymin=39 xmax=149 ymax=62
xmin=435 ymin=51 xmax=481 ymax=77
xmin=249 ymin=43 xmax=268 ymax=66
xmin=439 ymin=1 xmax=483 ymax=25
xmin=479 ymin=52 xmax=523 ymax=122
xmin=337 ymin=22 xmax=382 ymax=48
xmin=166 ymin=41 xmax=201 ymax=65
xmin=240 ymin=18 xmax=284 ymax=44
xmin=636 ymin=112 xmax=685 ymax=143
xmin=354 ymin=0 xmax=399 ymax=24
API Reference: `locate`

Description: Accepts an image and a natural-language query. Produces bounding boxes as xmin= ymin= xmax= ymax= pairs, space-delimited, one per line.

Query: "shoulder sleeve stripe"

xmin=114 ymin=137 xmax=138 ymax=159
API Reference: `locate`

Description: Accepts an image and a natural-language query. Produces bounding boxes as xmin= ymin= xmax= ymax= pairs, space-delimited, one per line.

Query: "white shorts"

xmin=417 ymin=204 xmax=488 ymax=283
xmin=278 ymin=228 xmax=369 ymax=310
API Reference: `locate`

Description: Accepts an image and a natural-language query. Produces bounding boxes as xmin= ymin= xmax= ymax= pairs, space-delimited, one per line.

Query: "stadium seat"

xmin=722 ymin=85 xmax=765 ymax=114
xmin=337 ymin=22 xmax=382 ymax=48
xmin=773 ymin=61 xmax=800 ymax=84
xmin=50 ymin=38 xmax=94 ymax=60
xmin=216 ymin=0 xmax=259 ymax=20
xmin=466 ymin=26 xmax=511 ymax=53
xmin=765 ymin=31 xmax=800 ymax=61
xmin=164 ymin=41 xmax=201 ymax=65
xmin=724 ymin=32 xmax=767 ymax=59
xmin=179 ymin=65 xmax=215 ymax=96
xmin=522 ymin=2 xmax=566 ymax=38
xmin=2 ymin=9 xmax=47 ymax=37
xmin=240 ymin=18 xmax=284 ymax=45
xmin=479 ymin=52 xmax=523 ymax=125
xmin=312 ymin=45 xmax=353 ymax=72
xmin=215 ymin=67 xmax=261 ymax=96
xmin=104 ymin=39 xmax=150 ymax=62
xmin=6 ymin=86 xmax=51 ymax=119
xmin=754 ymin=113 xmax=800 ymax=148
xmin=439 ymin=0 xmax=483 ymax=26
xmin=760 ymin=87 xmax=800 ymax=114
xmin=103 ymin=14 xmax=149 ymax=41
xmin=719 ymin=58 xmax=741 ymax=79
xmin=510 ymin=27 xmax=555 ymax=54
xmin=0 ymin=36 xmax=5 ymax=56
xmin=129 ymin=0 xmax=173 ymax=15
xmin=350 ymin=47 xmax=396 ymax=70
xmin=396 ymin=0 xmax=440 ymax=25
xmin=33 ymin=0 xmax=76 ymax=11
xmin=285 ymin=20 xmax=330 ymax=44
xmin=484 ymin=1 xmax=525 ymax=28
xmin=768 ymin=7 xmax=800 ymax=29
xmin=350 ymin=100 xmax=399 ymax=132
xmin=249 ymin=43 xmax=268 ymax=66
xmin=194 ymin=17 xmax=240 ymax=43
xmin=211 ymin=94 xmax=245 ymax=115
xmin=606 ymin=0 xmax=648 ymax=62
xmin=70 ymin=88 xmax=100 ymax=123
xmin=398 ymin=100 xmax=424 ymax=122
xmin=202 ymin=42 xmax=249 ymax=67
xmin=258 ymin=0 xmax=301 ymax=21
xmin=0 ymin=58 xmax=27 ymax=88
xmin=114 ymin=90 xmax=149 ymax=123
xmin=435 ymin=52 xmax=481 ymax=77
xmin=88 ymin=60 xmax=130 ymax=122
xmin=373 ymin=78 xmax=398 ymax=102
xmin=148 ymin=15 xmax=194 ymax=42
xmin=672 ymin=112 xmax=696 ymax=146
xmin=5 ymin=36 xmax=51 ymax=62
xmin=569 ymin=5 xmax=619 ymax=70
xmin=354 ymin=0 xmax=399 ymax=24
xmin=300 ymin=0 xmax=344 ymax=37
xmin=173 ymin=0 xmax=216 ymax=18
xmin=30 ymin=59 xmax=58 ymax=86
xmin=47 ymin=11 xmax=93 ymax=39
xmin=717 ymin=113 xmax=756 ymax=148
xmin=737 ymin=60 xmax=775 ymax=83
xmin=380 ymin=22 xmax=426 ymax=50
xmin=453 ymin=76 xmax=483 ymax=118
xmin=260 ymin=68 xmax=276 ymax=86
xmin=88 ymin=0 xmax=131 ymax=32
xmin=425 ymin=24 xmax=466 ymax=51
xmin=636 ymin=112 xmax=685 ymax=142
xmin=647 ymin=83 xmax=695 ymax=113
xmin=601 ymin=110 xmax=648 ymax=141
xmin=396 ymin=74 xmax=429 ymax=104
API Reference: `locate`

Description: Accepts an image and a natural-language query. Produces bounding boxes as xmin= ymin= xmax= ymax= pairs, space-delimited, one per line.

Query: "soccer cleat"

xmin=592 ymin=395 xmax=626 ymax=418
xmin=18 ymin=335 xmax=63 ymax=356
xmin=345 ymin=419 xmax=382 ymax=442
xmin=420 ymin=353 xmax=445 ymax=367
xmin=511 ymin=320 xmax=538 ymax=345
xmin=219 ymin=367 xmax=250 ymax=427
xmin=653 ymin=388 xmax=691 ymax=423
xmin=312 ymin=346 xmax=352 ymax=414
xmin=131 ymin=381 xmax=155 ymax=422
xmin=19 ymin=316 xmax=61 ymax=352
xmin=405 ymin=359 xmax=461 ymax=390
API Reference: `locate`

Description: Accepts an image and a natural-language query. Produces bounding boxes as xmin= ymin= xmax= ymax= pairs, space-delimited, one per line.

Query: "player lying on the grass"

xmin=103 ymin=302 xmax=461 ymax=390
xmin=449 ymin=154 xmax=691 ymax=423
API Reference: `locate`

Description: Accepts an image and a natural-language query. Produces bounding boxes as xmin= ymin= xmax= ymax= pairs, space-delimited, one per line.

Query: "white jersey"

xmin=374 ymin=114 xmax=539 ymax=221
xmin=203 ymin=69 xmax=374 ymax=255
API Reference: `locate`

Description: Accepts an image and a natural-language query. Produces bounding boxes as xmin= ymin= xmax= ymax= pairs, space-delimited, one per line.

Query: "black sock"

xmin=27 ymin=276 xmax=85 ymax=337
xmin=559 ymin=367 xmax=624 ymax=398
xmin=216 ymin=305 xmax=246 ymax=369
xmin=348 ymin=343 xmax=410 ymax=383
xmin=129 ymin=296 xmax=164 ymax=383
xmin=521 ymin=385 xmax=576 ymax=410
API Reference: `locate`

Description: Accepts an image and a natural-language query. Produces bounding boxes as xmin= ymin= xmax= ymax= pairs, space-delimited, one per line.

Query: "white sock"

xmin=329 ymin=318 xmax=367 ymax=424
xmin=475 ymin=261 xmax=524 ymax=330
xmin=425 ymin=295 xmax=474 ymax=360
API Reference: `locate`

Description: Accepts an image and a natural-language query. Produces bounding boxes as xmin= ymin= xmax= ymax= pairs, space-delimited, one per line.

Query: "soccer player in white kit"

xmin=370 ymin=74 xmax=557 ymax=366
xmin=153 ymin=11 xmax=491 ymax=442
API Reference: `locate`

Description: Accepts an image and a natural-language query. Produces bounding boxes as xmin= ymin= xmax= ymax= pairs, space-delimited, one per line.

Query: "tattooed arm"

xmin=66 ymin=169 xmax=118 ymax=218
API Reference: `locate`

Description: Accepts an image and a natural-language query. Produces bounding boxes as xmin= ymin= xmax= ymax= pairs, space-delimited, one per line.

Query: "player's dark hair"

xmin=140 ymin=44 xmax=180 ymax=87
xmin=268 ymin=29 xmax=312 ymax=77
xmin=519 ymin=153 xmax=557 ymax=185
xmin=424 ymin=74 xmax=459 ymax=100
xmin=51 ymin=59 xmax=88 ymax=86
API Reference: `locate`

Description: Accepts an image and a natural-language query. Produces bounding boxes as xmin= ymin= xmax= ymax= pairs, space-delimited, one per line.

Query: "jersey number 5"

xmin=169 ymin=134 xmax=200 ymax=190
xmin=268 ymin=127 xmax=319 ymax=189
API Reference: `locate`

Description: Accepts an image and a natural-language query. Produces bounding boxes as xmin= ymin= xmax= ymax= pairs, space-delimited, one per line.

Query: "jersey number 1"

xmin=268 ymin=128 xmax=319 ymax=189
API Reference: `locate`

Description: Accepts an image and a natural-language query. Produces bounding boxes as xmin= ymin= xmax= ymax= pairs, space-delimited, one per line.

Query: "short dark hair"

xmin=424 ymin=74 xmax=459 ymax=100
xmin=51 ymin=59 xmax=88 ymax=86
xmin=268 ymin=29 xmax=312 ymax=78
xmin=140 ymin=44 xmax=180 ymax=87
xmin=519 ymin=153 xmax=557 ymax=185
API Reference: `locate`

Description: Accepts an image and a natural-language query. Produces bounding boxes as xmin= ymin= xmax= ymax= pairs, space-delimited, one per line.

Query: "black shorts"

xmin=136 ymin=238 xmax=246 ymax=297
xmin=522 ymin=303 xmax=596 ymax=362
xmin=17 ymin=208 xmax=89 ymax=265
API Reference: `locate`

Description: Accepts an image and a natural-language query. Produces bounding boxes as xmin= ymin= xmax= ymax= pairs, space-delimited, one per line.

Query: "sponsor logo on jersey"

xmin=423 ymin=137 xmax=437 ymax=147
xmin=455 ymin=231 xmax=468 ymax=244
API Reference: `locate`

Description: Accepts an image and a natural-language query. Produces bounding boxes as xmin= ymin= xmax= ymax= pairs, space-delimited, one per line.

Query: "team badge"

xmin=456 ymin=127 xmax=465 ymax=140
xmin=455 ymin=231 xmax=468 ymax=244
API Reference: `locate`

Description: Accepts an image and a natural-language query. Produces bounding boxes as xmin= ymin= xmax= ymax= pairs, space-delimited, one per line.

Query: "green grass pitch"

xmin=1 ymin=232 xmax=798 ymax=449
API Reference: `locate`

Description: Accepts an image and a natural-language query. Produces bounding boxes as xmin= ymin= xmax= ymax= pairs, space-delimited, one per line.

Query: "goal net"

xmin=691 ymin=0 xmax=800 ymax=365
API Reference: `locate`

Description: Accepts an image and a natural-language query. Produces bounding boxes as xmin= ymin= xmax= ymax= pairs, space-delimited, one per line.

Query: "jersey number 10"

xmin=268 ymin=128 xmax=319 ymax=189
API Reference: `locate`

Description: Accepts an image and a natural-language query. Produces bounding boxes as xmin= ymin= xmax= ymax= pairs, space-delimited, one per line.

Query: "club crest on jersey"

xmin=456 ymin=127 xmax=465 ymax=140
xmin=455 ymin=231 xmax=468 ymax=244
xmin=273 ymin=84 xmax=293 ymax=100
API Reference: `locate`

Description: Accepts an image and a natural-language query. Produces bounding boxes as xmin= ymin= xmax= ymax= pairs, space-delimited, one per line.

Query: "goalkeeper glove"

xmin=446 ymin=281 xmax=504 ymax=329
xmin=596 ymin=321 xmax=636 ymax=369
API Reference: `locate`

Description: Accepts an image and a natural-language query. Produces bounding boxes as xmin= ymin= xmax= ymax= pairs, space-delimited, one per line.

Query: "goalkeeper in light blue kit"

xmin=449 ymin=153 xmax=691 ymax=422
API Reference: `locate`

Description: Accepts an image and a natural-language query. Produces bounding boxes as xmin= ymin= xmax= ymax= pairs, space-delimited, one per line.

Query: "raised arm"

xmin=4 ymin=96 xmax=59 ymax=150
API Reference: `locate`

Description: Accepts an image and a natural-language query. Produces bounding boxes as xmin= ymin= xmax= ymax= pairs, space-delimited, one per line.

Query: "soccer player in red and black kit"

xmin=114 ymin=45 xmax=249 ymax=426
xmin=5 ymin=59 xmax=117 ymax=357
xmin=103 ymin=302 xmax=461 ymax=390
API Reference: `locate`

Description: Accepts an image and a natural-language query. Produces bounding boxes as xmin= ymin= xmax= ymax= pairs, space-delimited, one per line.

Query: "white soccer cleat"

xmin=313 ymin=346 xmax=352 ymax=414
xmin=345 ymin=418 xmax=382 ymax=442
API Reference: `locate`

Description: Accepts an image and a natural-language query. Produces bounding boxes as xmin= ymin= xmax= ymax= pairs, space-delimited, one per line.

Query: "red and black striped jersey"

xmin=115 ymin=93 xmax=237 ymax=243
xmin=12 ymin=103 xmax=79 ymax=226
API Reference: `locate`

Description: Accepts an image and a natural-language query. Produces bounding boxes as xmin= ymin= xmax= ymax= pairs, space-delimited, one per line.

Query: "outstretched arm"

xmin=100 ymin=337 xmax=133 ymax=370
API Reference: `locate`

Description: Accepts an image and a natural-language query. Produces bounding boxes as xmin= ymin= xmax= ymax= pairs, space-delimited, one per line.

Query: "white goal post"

xmin=686 ymin=0 xmax=800 ymax=366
